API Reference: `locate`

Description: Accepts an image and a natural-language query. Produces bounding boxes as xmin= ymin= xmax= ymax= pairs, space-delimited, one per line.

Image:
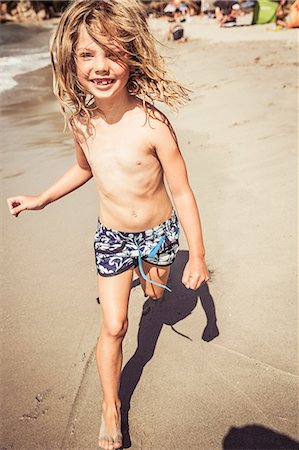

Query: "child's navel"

xmin=132 ymin=210 xmax=138 ymax=218
xmin=136 ymin=161 xmax=142 ymax=165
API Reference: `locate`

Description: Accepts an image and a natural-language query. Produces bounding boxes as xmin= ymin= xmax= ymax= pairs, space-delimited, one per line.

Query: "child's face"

xmin=75 ymin=26 xmax=130 ymax=101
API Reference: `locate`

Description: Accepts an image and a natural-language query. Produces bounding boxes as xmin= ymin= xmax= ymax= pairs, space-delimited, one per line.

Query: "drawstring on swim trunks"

xmin=133 ymin=236 xmax=172 ymax=292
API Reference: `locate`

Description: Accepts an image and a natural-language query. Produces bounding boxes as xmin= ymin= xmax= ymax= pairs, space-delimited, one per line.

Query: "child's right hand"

xmin=6 ymin=195 xmax=46 ymax=218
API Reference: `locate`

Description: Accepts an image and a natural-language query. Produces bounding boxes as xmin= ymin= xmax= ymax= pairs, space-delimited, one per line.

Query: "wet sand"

xmin=1 ymin=19 xmax=298 ymax=450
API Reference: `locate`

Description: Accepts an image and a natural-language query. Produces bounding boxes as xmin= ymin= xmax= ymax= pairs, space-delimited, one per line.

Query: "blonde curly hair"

xmin=50 ymin=0 xmax=190 ymax=135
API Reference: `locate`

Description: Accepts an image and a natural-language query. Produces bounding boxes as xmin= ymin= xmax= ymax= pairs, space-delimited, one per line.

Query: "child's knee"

xmin=103 ymin=318 xmax=128 ymax=339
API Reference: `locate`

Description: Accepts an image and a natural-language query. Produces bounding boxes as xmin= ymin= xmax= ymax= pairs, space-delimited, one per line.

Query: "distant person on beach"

xmin=167 ymin=7 xmax=188 ymax=42
xmin=287 ymin=0 xmax=299 ymax=27
xmin=6 ymin=1 xmax=209 ymax=449
xmin=275 ymin=0 xmax=289 ymax=27
xmin=216 ymin=2 xmax=242 ymax=26
xmin=275 ymin=0 xmax=299 ymax=28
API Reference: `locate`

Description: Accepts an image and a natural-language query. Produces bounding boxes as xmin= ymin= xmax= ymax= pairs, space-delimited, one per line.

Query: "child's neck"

xmin=94 ymin=90 xmax=136 ymax=125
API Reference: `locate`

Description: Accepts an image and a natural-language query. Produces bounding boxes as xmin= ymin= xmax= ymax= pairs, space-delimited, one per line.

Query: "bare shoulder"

xmin=141 ymin=103 xmax=178 ymax=149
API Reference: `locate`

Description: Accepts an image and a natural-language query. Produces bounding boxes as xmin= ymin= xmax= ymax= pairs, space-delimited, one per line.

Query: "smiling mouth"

xmin=91 ymin=79 xmax=115 ymax=86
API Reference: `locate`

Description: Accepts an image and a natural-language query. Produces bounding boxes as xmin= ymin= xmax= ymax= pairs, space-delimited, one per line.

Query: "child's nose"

xmin=94 ymin=55 xmax=109 ymax=73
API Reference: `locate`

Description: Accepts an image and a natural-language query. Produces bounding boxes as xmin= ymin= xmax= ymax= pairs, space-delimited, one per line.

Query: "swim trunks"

xmin=94 ymin=209 xmax=180 ymax=291
xmin=172 ymin=24 xmax=184 ymax=40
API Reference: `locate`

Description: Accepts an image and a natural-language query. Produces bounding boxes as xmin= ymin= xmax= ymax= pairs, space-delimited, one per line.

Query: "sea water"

xmin=0 ymin=22 xmax=54 ymax=94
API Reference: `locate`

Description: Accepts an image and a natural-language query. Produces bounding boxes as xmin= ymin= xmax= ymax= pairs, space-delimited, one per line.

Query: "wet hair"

xmin=50 ymin=0 xmax=191 ymax=136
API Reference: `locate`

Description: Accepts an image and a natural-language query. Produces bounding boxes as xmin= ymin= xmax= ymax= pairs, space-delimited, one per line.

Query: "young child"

xmin=167 ymin=8 xmax=188 ymax=43
xmin=6 ymin=1 xmax=209 ymax=449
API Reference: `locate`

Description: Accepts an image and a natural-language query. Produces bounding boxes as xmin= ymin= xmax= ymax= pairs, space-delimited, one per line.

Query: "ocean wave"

xmin=0 ymin=52 xmax=51 ymax=93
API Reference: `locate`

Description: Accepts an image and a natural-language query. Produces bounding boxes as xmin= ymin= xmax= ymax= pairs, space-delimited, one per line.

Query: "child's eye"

xmin=80 ymin=52 xmax=93 ymax=58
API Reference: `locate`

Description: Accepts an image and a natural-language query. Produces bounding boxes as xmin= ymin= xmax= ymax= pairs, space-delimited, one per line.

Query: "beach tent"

xmin=252 ymin=0 xmax=278 ymax=24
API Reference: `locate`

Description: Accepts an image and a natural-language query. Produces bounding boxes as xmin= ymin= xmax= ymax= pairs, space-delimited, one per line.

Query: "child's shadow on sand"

xmin=119 ymin=250 xmax=219 ymax=448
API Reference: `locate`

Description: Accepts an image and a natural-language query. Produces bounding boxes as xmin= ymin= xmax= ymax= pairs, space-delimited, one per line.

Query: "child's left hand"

xmin=182 ymin=257 xmax=210 ymax=290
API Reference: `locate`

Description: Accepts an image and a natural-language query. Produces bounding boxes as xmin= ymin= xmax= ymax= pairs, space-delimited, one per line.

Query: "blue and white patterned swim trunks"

xmin=94 ymin=209 xmax=180 ymax=282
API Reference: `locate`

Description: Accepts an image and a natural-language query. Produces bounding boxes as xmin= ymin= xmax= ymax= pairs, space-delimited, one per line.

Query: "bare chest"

xmin=83 ymin=130 xmax=159 ymax=177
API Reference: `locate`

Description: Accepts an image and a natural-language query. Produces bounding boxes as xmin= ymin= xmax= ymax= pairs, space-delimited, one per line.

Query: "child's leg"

xmin=96 ymin=268 xmax=134 ymax=450
xmin=135 ymin=262 xmax=171 ymax=300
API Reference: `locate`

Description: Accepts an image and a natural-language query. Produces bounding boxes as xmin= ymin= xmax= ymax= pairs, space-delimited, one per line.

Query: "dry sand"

xmin=1 ymin=18 xmax=298 ymax=450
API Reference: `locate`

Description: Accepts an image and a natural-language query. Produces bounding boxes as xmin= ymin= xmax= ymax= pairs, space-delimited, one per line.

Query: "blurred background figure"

xmin=167 ymin=7 xmax=189 ymax=42
xmin=215 ymin=1 xmax=243 ymax=26
xmin=164 ymin=0 xmax=190 ymax=17
xmin=201 ymin=0 xmax=211 ymax=15
xmin=275 ymin=0 xmax=289 ymax=27
xmin=0 ymin=0 xmax=68 ymax=23
xmin=164 ymin=1 xmax=177 ymax=16
xmin=178 ymin=0 xmax=190 ymax=14
xmin=287 ymin=0 xmax=299 ymax=27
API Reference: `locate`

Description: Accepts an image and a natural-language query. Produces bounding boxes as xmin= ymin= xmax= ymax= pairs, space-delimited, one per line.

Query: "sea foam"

xmin=0 ymin=52 xmax=50 ymax=93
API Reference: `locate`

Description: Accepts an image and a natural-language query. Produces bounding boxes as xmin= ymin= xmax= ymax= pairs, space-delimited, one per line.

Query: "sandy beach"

xmin=1 ymin=16 xmax=298 ymax=450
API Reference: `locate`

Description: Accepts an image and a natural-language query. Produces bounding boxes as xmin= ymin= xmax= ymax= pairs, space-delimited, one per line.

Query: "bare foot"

xmin=98 ymin=404 xmax=122 ymax=450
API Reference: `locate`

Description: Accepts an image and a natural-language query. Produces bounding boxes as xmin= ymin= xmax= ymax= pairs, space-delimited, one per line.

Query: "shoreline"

xmin=0 ymin=19 xmax=55 ymax=97
xmin=0 ymin=64 xmax=53 ymax=108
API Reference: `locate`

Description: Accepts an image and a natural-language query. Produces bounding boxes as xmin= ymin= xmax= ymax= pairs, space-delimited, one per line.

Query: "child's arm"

xmin=151 ymin=119 xmax=209 ymax=290
xmin=7 ymin=137 xmax=93 ymax=218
